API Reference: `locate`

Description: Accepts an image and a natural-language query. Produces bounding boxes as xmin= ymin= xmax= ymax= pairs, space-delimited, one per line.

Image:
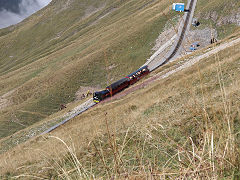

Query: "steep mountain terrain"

xmin=0 ymin=0 xmax=239 ymax=178
xmin=0 ymin=0 xmax=180 ymax=139
xmin=1 ymin=0 xmax=238 ymax=141
xmin=195 ymin=0 xmax=240 ymax=38
xmin=1 ymin=32 xmax=240 ymax=179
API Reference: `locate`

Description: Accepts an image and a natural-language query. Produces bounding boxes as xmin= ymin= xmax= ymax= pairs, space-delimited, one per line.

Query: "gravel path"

xmin=143 ymin=34 xmax=177 ymax=67
xmin=41 ymin=98 xmax=96 ymax=134
xmin=161 ymin=37 xmax=240 ymax=78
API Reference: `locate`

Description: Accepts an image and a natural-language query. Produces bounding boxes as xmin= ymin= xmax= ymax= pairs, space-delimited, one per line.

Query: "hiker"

xmin=60 ymin=104 xmax=66 ymax=110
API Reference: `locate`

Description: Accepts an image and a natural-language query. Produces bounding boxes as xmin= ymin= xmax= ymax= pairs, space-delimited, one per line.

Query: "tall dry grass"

xmin=1 ymin=30 xmax=240 ymax=180
xmin=9 ymin=48 xmax=239 ymax=179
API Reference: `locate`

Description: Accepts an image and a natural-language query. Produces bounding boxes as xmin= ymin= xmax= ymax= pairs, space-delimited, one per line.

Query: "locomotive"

xmin=93 ymin=66 xmax=150 ymax=103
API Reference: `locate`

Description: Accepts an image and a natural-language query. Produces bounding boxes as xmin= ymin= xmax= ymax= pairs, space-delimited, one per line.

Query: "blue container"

xmin=172 ymin=3 xmax=185 ymax=12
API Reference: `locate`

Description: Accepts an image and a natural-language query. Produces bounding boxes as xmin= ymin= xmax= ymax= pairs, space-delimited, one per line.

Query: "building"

xmin=172 ymin=3 xmax=185 ymax=12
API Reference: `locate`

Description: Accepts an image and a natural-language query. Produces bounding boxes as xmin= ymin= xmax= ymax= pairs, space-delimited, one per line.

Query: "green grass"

xmin=1 ymin=0 xmax=238 ymax=139
xmin=1 ymin=31 xmax=239 ymax=179
xmin=0 ymin=0 xmax=240 ymax=178
xmin=49 ymin=39 xmax=240 ymax=179
xmin=0 ymin=0 xmax=174 ymax=139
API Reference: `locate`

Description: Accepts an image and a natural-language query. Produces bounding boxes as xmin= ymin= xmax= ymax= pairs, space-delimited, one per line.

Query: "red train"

xmin=93 ymin=65 xmax=150 ymax=103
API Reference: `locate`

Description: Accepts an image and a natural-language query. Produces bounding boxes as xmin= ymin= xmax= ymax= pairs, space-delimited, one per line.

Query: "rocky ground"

xmin=200 ymin=8 xmax=240 ymax=26
xmin=181 ymin=27 xmax=218 ymax=55
xmin=182 ymin=6 xmax=240 ymax=55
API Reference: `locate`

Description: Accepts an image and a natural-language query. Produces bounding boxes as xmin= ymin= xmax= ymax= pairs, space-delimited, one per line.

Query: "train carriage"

xmin=106 ymin=78 xmax=129 ymax=96
xmin=93 ymin=66 xmax=150 ymax=103
xmin=127 ymin=66 xmax=150 ymax=85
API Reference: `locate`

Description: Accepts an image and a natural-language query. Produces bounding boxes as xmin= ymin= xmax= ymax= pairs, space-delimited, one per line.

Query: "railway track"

xmin=161 ymin=0 xmax=195 ymax=66
xmin=148 ymin=0 xmax=197 ymax=71
xmin=42 ymin=0 xmax=197 ymax=135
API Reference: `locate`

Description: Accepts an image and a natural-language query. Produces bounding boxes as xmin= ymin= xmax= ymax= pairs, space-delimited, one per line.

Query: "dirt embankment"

xmin=0 ymin=90 xmax=14 ymax=110
xmin=180 ymin=5 xmax=240 ymax=55
xmin=200 ymin=8 xmax=240 ymax=26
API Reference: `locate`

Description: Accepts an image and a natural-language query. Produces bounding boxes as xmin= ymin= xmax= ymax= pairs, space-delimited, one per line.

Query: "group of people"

xmin=60 ymin=90 xmax=93 ymax=110
xmin=80 ymin=90 xmax=92 ymax=99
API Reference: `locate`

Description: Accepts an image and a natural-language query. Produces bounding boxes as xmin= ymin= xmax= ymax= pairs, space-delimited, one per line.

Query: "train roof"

xmin=106 ymin=77 xmax=129 ymax=90
xmin=94 ymin=89 xmax=109 ymax=95
xmin=127 ymin=65 xmax=148 ymax=77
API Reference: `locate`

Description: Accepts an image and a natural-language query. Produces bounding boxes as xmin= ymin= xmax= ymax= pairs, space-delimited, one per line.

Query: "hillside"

xmin=0 ymin=0 xmax=178 ymax=139
xmin=0 ymin=0 xmax=239 ymax=178
xmin=0 ymin=0 xmax=239 ymax=139
xmin=1 ymin=32 xmax=240 ymax=179
xmin=194 ymin=0 xmax=240 ymax=39
xmin=0 ymin=0 xmax=238 ymax=141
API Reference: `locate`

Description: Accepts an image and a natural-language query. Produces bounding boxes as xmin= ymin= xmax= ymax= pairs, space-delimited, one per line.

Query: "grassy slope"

xmin=0 ymin=0 xmax=239 ymax=178
xmin=1 ymin=32 xmax=240 ymax=179
xmin=0 ymin=0 xmax=180 ymax=138
xmin=194 ymin=0 xmax=240 ymax=39
xmin=0 ymin=0 xmax=238 ymax=139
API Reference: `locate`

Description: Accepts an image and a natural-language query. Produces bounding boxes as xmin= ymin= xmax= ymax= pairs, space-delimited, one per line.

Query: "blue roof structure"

xmin=190 ymin=46 xmax=196 ymax=51
xmin=172 ymin=3 xmax=185 ymax=12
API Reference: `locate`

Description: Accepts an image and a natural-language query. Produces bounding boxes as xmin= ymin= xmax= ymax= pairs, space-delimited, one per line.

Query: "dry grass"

xmin=0 ymin=0 xmax=238 ymax=142
xmin=0 ymin=0 xmax=178 ymax=139
xmin=0 ymin=32 xmax=239 ymax=178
